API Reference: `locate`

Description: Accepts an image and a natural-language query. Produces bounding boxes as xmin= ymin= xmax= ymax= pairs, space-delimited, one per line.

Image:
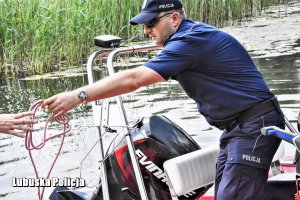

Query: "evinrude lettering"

xmin=136 ymin=149 xmax=197 ymax=198
xmin=136 ymin=149 xmax=167 ymax=182
xmin=139 ymin=155 xmax=153 ymax=165
xmin=145 ymin=163 xmax=156 ymax=170
xmin=242 ymin=154 xmax=261 ymax=163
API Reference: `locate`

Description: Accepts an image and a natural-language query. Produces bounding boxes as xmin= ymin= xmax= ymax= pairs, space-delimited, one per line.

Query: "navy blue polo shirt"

xmin=144 ymin=19 xmax=274 ymax=129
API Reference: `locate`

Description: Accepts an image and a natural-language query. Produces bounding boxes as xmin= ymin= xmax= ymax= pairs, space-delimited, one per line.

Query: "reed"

xmin=0 ymin=0 xmax=286 ymax=76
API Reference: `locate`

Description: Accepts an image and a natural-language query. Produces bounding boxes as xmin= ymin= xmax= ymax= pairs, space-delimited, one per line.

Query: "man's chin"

xmin=154 ymin=40 xmax=163 ymax=45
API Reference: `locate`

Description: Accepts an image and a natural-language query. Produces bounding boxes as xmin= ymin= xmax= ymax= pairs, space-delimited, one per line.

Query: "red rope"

xmin=25 ymin=100 xmax=71 ymax=200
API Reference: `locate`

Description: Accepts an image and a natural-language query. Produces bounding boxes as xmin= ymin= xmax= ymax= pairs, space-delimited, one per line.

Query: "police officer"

xmin=43 ymin=0 xmax=284 ymax=199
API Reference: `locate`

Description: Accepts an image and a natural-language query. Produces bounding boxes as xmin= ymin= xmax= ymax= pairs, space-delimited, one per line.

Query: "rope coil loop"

xmin=25 ymin=100 xmax=71 ymax=200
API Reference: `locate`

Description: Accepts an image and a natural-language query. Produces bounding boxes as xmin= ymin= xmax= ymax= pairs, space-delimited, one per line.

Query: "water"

xmin=1 ymin=1 xmax=300 ymax=199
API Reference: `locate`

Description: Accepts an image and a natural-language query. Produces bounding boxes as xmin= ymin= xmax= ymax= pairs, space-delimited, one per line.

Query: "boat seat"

xmin=163 ymin=145 xmax=219 ymax=199
xmin=163 ymin=141 xmax=286 ymax=199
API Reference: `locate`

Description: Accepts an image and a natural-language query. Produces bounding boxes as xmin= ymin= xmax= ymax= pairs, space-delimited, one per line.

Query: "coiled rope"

xmin=25 ymin=100 xmax=71 ymax=200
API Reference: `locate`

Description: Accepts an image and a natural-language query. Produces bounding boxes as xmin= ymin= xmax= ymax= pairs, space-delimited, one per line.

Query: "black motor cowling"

xmin=91 ymin=115 xmax=211 ymax=200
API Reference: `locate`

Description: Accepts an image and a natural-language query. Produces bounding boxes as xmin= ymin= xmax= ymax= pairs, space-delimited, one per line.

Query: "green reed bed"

xmin=0 ymin=0 xmax=286 ymax=76
xmin=184 ymin=0 xmax=285 ymax=27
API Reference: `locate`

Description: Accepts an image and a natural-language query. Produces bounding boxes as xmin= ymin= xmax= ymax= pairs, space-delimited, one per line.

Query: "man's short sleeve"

xmin=143 ymin=40 xmax=198 ymax=80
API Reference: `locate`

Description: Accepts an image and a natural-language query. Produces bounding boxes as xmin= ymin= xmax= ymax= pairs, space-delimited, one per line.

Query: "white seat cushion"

xmin=163 ymin=145 xmax=219 ymax=196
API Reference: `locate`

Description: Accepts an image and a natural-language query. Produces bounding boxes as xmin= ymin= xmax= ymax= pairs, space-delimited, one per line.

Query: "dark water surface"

xmin=1 ymin=2 xmax=300 ymax=199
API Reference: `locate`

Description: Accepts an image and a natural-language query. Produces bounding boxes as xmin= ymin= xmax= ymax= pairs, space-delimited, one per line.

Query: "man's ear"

xmin=172 ymin=12 xmax=181 ymax=27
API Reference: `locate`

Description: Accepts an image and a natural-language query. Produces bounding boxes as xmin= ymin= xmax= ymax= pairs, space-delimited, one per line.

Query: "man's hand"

xmin=42 ymin=91 xmax=80 ymax=118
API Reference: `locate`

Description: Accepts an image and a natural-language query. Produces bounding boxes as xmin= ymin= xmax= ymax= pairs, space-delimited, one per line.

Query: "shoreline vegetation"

xmin=0 ymin=0 xmax=287 ymax=77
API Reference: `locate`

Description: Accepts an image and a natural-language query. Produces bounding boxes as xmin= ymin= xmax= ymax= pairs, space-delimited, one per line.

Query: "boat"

xmin=49 ymin=35 xmax=299 ymax=200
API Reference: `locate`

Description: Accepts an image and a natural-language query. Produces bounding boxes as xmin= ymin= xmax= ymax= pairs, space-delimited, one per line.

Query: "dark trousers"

xmin=215 ymin=110 xmax=285 ymax=200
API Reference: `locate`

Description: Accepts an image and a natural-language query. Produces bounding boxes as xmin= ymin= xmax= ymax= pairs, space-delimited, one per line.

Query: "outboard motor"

xmin=50 ymin=115 xmax=212 ymax=200
xmin=91 ymin=115 xmax=211 ymax=200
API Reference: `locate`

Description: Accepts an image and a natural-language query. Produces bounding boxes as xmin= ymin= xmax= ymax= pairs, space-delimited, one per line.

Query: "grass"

xmin=0 ymin=0 xmax=287 ymax=76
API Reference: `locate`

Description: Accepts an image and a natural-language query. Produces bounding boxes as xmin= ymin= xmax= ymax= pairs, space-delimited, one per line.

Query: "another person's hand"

xmin=42 ymin=91 xmax=80 ymax=118
xmin=0 ymin=111 xmax=35 ymax=138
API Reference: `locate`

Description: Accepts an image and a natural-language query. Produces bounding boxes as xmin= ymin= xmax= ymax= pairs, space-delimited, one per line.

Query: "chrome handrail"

xmin=86 ymin=43 xmax=161 ymax=200
xmin=86 ymin=49 xmax=112 ymax=200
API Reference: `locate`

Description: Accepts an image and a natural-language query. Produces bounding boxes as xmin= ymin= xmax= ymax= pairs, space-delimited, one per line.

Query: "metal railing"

xmin=86 ymin=43 xmax=162 ymax=200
